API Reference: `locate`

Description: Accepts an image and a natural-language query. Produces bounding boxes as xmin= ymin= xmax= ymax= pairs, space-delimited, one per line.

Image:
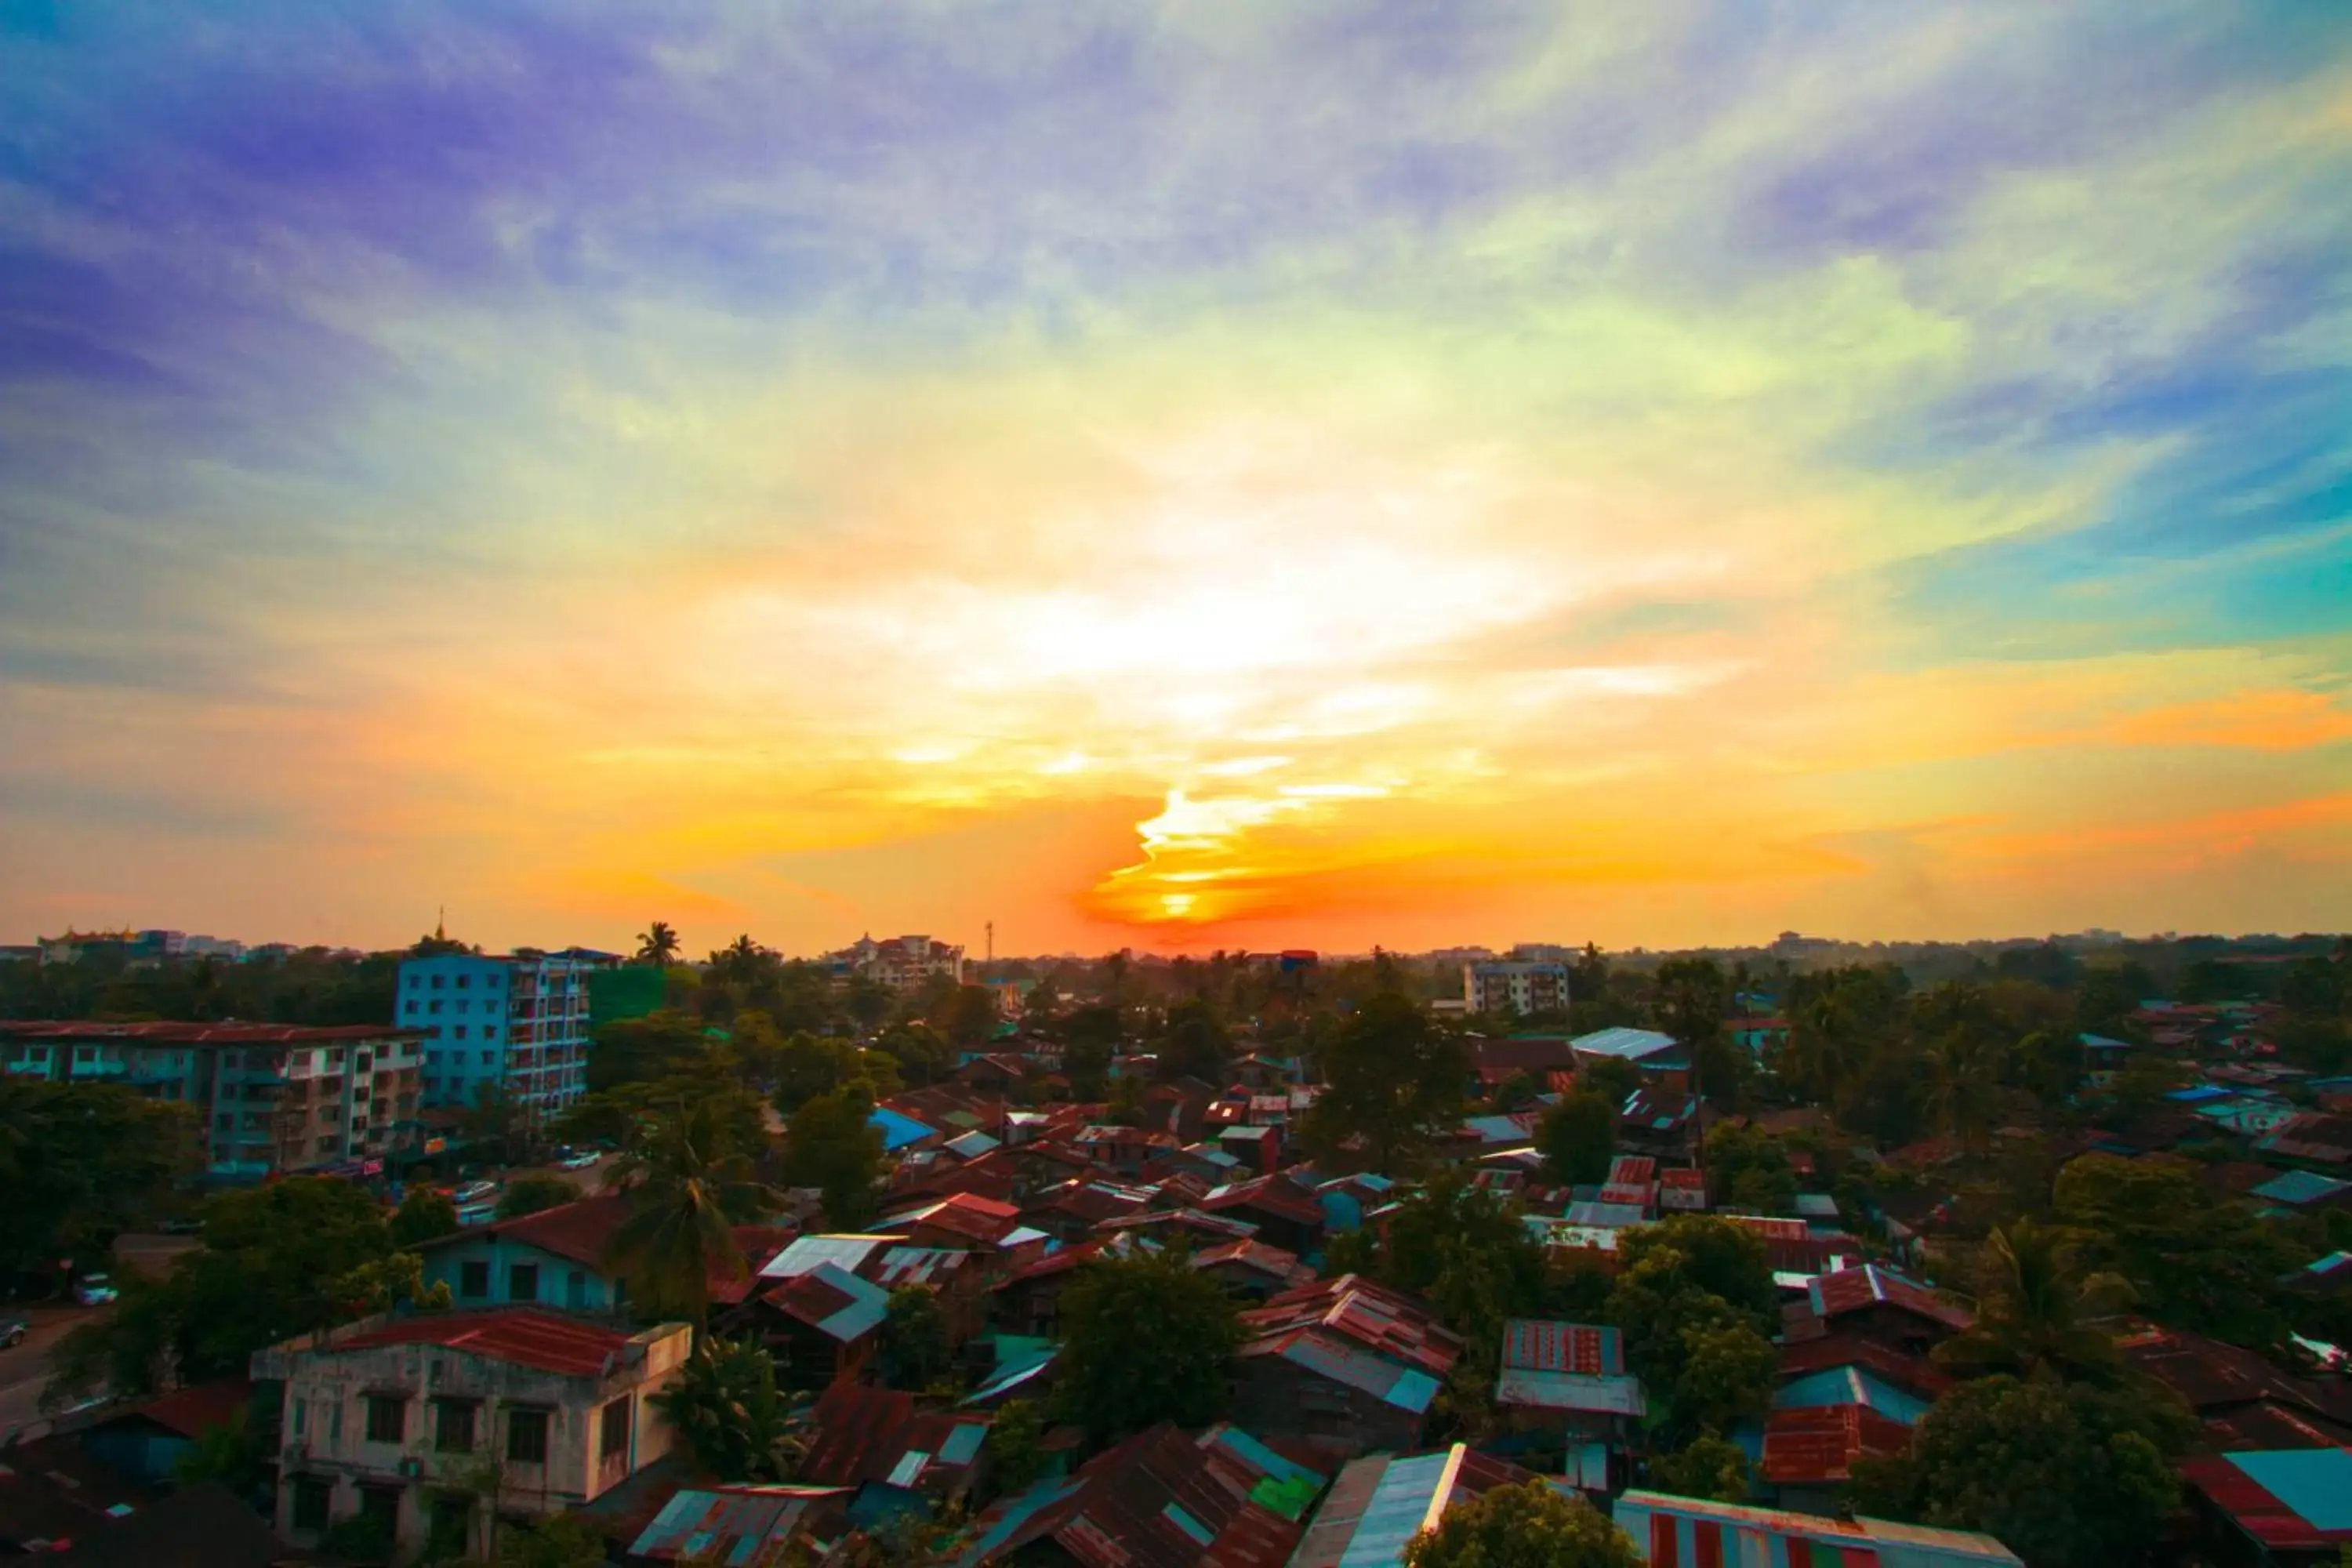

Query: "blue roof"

xmin=1204 ymin=1425 xmax=1325 ymax=1490
xmin=2252 ymin=1170 xmax=2352 ymax=1206
xmin=1773 ymin=1366 xmax=1932 ymax=1425
xmin=1337 ymin=1451 xmax=1454 ymax=1568
xmin=938 ymin=1422 xmax=988 ymax=1466
xmin=1572 ymin=1026 xmax=1682 ymax=1062
xmin=2165 ymin=1084 xmax=2230 ymax=1102
xmin=2227 ymin=1448 xmax=2352 ymax=1530
xmin=868 ymin=1108 xmax=936 ymax=1150
xmin=1279 ymin=1336 xmax=1441 ymax=1412
xmin=2079 ymin=1033 xmax=2133 ymax=1050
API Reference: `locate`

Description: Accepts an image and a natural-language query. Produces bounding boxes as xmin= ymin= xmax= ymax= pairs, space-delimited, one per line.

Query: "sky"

xmin=2 ymin=2 xmax=2349 ymax=959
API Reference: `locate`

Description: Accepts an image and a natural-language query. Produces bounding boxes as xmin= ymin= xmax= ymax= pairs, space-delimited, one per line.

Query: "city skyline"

xmin=3 ymin=5 xmax=2349 ymax=955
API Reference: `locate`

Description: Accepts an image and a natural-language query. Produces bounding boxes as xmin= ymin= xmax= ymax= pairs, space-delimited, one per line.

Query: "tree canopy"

xmin=648 ymin=1334 xmax=798 ymax=1483
xmin=1299 ymin=993 xmax=1468 ymax=1174
xmin=1403 ymin=1479 xmax=1639 ymax=1568
xmin=1055 ymin=1249 xmax=1243 ymax=1439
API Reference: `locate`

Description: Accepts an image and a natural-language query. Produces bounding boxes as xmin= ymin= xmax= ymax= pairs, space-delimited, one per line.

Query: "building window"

xmin=509 ymin=1264 xmax=539 ymax=1302
xmin=358 ymin=1485 xmax=401 ymax=1537
xmin=405 ymin=1000 xmax=419 ymax=1015
xmin=481 ymin=1051 xmax=495 ymax=1065
xmin=506 ymin=1407 xmax=550 ymax=1465
xmin=292 ymin=1397 xmax=307 ymax=1436
xmin=454 ymin=1026 xmax=467 ymax=1041
xmin=429 ymin=1493 xmax=473 ymax=1555
xmin=599 ymin=1396 xmax=632 ymax=1461
xmin=365 ymin=1395 xmax=406 ymax=1444
xmin=292 ymin=1477 xmax=333 ymax=1532
xmin=330 ymin=1400 xmax=343 ymax=1443
xmin=456 ymin=975 xmax=470 ymax=989
xmin=434 ymin=1399 xmax=477 ymax=1454
xmin=408 ymin=975 xmax=420 ymax=989
xmin=432 ymin=975 xmax=445 ymax=989
xmin=459 ymin=1261 xmax=489 ymax=1299
xmin=430 ymin=1000 xmax=443 ymax=1015
xmin=482 ymin=1026 xmax=499 ymax=1042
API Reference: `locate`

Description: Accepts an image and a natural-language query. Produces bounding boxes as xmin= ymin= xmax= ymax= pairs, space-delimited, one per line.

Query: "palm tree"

xmin=605 ymin=1098 xmax=780 ymax=1329
xmin=1935 ymin=1217 xmax=2134 ymax=1384
xmin=634 ymin=921 xmax=681 ymax=967
xmin=1926 ymin=1028 xmax=2000 ymax=1158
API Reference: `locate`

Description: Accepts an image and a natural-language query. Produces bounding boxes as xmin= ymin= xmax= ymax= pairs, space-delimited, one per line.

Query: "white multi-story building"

xmin=826 ymin=933 xmax=965 ymax=991
xmin=1465 ymin=960 xmax=1571 ymax=1017
xmin=397 ymin=951 xmax=612 ymax=1120
xmin=0 ymin=1021 xmax=423 ymax=1181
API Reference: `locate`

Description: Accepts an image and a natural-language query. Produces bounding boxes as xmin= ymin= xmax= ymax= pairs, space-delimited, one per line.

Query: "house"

xmin=1618 ymin=1087 xmax=1702 ymax=1158
xmin=2258 ymin=1113 xmax=2352 ymax=1167
xmin=798 ymin=1382 xmax=993 ymax=1517
xmin=1571 ymin=1027 xmax=1689 ymax=1083
xmin=1218 ymin=1123 xmax=1284 ymax=1175
xmin=1289 ymin=1446 xmax=1554 ymax=1568
xmin=1614 ymin=1491 xmax=2023 ymax=1565
xmin=1780 ymin=1264 xmax=1972 ymax=1361
xmin=2252 ymin=1171 xmax=2352 ymax=1217
xmin=1232 ymin=1276 xmax=1463 ymax=1458
xmin=1069 ymin=1124 xmax=1180 ymax=1176
xmin=75 ymin=1380 xmax=256 ymax=1489
xmin=1657 ymin=1167 xmax=1708 ymax=1213
xmin=2180 ymin=1447 xmax=2352 ymax=1565
xmin=1191 ymin=1238 xmax=1314 ymax=1301
xmin=879 ymin=1192 xmax=1047 ymax=1268
xmin=1019 ymin=1177 xmax=1158 ymax=1243
xmin=625 ymin=1483 xmax=853 ymax=1564
xmin=862 ymin=1244 xmax=989 ymax=1345
xmin=2118 ymin=1327 xmax=2352 ymax=1450
xmin=252 ymin=1308 xmax=690 ymax=1562
xmin=953 ymin=1421 xmax=1319 ymax=1568
xmin=1759 ymin=1405 xmax=1917 ymax=1514
xmin=1730 ymin=1017 xmax=1791 ymax=1060
xmin=750 ymin=1264 xmax=892 ymax=1388
xmin=1492 ymin=1320 xmax=1645 ymax=1490
xmin=993 ymin=1245 xmax=1100 ymax=1338
xmin=419 ymin=1196 xmax=790 ymax=1318
xmin=1196 ymin=1174 xmax=1327 ymax=1255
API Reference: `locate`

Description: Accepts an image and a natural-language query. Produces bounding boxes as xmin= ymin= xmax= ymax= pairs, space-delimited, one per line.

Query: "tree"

xmin=456 ymin=1512 xmax=610 ymax=1568
xmin=881 ymin=1284 xmax=953 ymax=1389
xmin=771 ymin=1032 xmax=861 ymax=1112
xmin=782 ymin=1083 xmax=891 ymax=1232
xmin=1403 ymin=1479 xmax=1638 ymax=1568
xmin=1538 ymin=1091 xmax=1616 ymax=1185
xmin=0 ymin=1076 xmax=198 ymax=1288
xmin=46 ymin=1178 xmax=426 ymax=1404
xmin=986 ymin=1399 xmax=1047 ymax=1494
xmin=1056 ymin=1249 xmax=1243 ymax=1439
xmin=2051 ymin=1153 xmax=2303 ymax=1346
xmin=1606 ymin=1217 xmax=1777 ymax=1441
xmin=1647 ymin=1430 xmax=1749 ymax=1503
xmin=462 ymin=1082 xmax=532 ymax=1167
xmin=1935 ymin=1218 xmax=2132 ymax=1384
xmin=648 ymin=1336 xmax=799 ymax=1482
xmin=495 ymin=1175 xmax=581 ymax=1221
xmin=1653 ymin=956 xmax=1742 ymax=1105
xmin=173 ymin=1403 xmax=268 ymax=1497
xmin=389 ymin=1187 xmax=461 ymax=1247
xmin=1701 ymin=1122 xmax=1795 ymax=1212
xmin=606 ymin=1098 xmax=779 ymax=1328
xmin=1156 ymin=998 xmax=1232 ymax=1083
xmin=1374 ymin=1176 xmax=1549 ymax=1350
xmin=940 ymin=985 xmax=1000 ymax=1050
xmin=1850 ymin=1376 xmax=2176 ymax=1568
xmin=1298 ymin=994 xmax=1468 ymax=1174
xmin=586 ymin=1010 xmax=712 ymax=1094
xmin=1488 ymin=1071 xmax=1541 ymax=1114
xmin=634 ymin=922 xmax=682 ymax=967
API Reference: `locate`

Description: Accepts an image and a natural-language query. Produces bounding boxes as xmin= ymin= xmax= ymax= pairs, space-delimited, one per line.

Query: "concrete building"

xmin=1464 ymin=960 xmax=1570 ymax=1017
xmin=0 ymin=1021 xmax=423 ymax=1181
xmin=826 ymin=934 xmax=964 ymax=991
xmin=397 ymin=950 xmax=612 ymax=1120
xmin=254 ymin=1308 xmax=690 ymax=1563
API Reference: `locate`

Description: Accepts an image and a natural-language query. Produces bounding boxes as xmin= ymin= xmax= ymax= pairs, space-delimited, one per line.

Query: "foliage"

xmin=453 ymin=1511 xmax=611 ymax=1568
xmin=1850 ymin=1376 xmax=2177 ymax=1568
xmin=782 ymin=1081 xmax=891 ymax=1232
xmin=172 ymin=1403 xmax=268 ymax=1496
xmin=46 ymin=1177 xmax=426 ymax=1404
xmin=1539 ymin=1091 xmax=1617 ymax=1186
xmin=1487 ymin=1070 xmax=1541 ymax=1113
xmin=1647 ymin=1430 xmax=1750 ymax=1503
xmin=390 ymin=1186 xmax=462 ymax=1246
xmin=649 ymin=1336 xmax=799 ymax=1482
xmin=1652 ymin=957 xmax=1744 ymax=1104
xmin=940 ymin=985 xmax=1001 ymax=1048
xmin=1403 ymin=1479 xmax=1639 ymax=1568
xmin=1374 ymin=1175 xmax=1549 ymax=1350
xmin=1298 ymin=993 xmax=1468 ymax=1174
xmin=607 ymin=1098 xmax=779 ymax=1327
xmin=0 ymin=1076 xmax=199 ymax=1286
xmin=1155 ymin=998 xmax=1232 ymax=1082
xmin=1606 ymin=1217 xmax=1776 ymax=1439
xmin=772 ymin=1032 xmax=864 ymax=1112
xmin=634 ymin=921 xmax=683 ymax=967
xmin=496 ymin=1174 xmax=582 ymax=1221
xmin=883 ymin=1285 xmax=953 ymax=1389
xmin=1701 ymin=1121 xmax=1795 ymax=1211
xmin=1935 ymin=1218 xmax=2132 ymax=1384
xmin=2051 ymin=1153 xmax=2303 ymax=1347
xmin=586 ymin=1011 xmax=714 ymax=1094
xmin=986 ymin=1399 xmax=1047 ymax=1494
xmin=1055 ymin=1248 xmax=1243 ymax=1439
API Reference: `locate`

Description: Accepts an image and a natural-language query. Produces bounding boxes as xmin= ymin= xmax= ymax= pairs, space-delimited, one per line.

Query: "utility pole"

xmin=985 ymin=920 xmax=994 ymax=968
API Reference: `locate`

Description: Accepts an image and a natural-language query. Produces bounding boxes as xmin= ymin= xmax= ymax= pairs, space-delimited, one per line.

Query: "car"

xmin=157 ymin=1217 xmax=203 ymax=1236
xmin=451 ymin=1180 xmax=498 ymax=1204
xmin=2 ymin=1317 xmax=27 ymax=1348
xmin=75 ymin=1273 xmax=118 ymax=1307
xmin=559 ymin=1152 xmax=600 ymax=1171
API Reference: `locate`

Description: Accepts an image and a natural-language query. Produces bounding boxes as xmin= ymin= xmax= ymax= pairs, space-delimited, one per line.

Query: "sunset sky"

xmin=2 ymin=4 xmax=2348 ymax=957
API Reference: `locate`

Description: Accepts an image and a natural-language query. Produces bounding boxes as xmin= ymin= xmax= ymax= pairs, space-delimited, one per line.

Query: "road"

xmin=0 ymin=1305 xmax=94 ymax=1441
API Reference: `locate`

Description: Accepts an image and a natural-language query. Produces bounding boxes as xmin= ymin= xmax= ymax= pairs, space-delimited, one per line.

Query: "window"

xmin=430 ymin=1000 xmax=443 ymax=1015
xmin=600 ymin=1396 xmax=632 ymax=1461
xmin=430 ymin=1493 xmax=473 ymax=1555
xmin=508 ymin=1264 xmax=539 ymax=1302
xmin=408 ymin=975 xmax=420 ymax=989
xmin=459 ymin=1261 xmax=489 ymax=1299
xmin=434 ymin=1399 xmax=477 ymax=1454
xmin=330 ymin=1401 xmax=343 ymax=1443
xmin=481 ymin=1051 xmax=494 ymax=1065
xmin=292 ymin=1397 xmax=307 ymax=1436
xmin=483 ymin=1026 xmax=500 ymax=1043
xmin=364 ymin=1395 xmax=405 ymax=1444
xmin=358 ymin=1485 xmax=400 ymax=1535
xmin=432 ymin=975 xmax=445 ymax=989
xmin=292 ymin=1477 xmax=332 ymax=1532
xmin=566 ymin=1270 xmax=586 ymax=1308
xmin=506 ymin=1407 xmax=550 ymax=1465
xmin=456 ymin=975 xmax=471 ymax=989
xmin=405 ymin=1000 xmax=419 ymax=1015
xmin=454 ymin=1025 xmax=467 ymax=1041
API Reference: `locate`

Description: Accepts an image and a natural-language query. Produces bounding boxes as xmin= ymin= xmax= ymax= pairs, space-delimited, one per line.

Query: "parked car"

xmin=75 ymin=1273 xmax=118 ymax=1307
xmin=451 ymin=1180 xmax=498 ymax=1205
xmin=2 ymin=1316 xmax=27 ymax=1348
xmin=559 ymin=1152 xmax=600 ymax=1171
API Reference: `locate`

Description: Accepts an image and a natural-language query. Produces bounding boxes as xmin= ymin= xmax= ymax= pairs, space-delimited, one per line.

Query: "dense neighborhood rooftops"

xmin=764 ymin=1263 xmax=891 ymax=1342
xmin=1802 ymin=1263 xmax=1973 ymax=1332
xmin=1760 ymin=1404 xmax=1914 ymax=1486
xmin=2181 ymin=1447 xmax=2352 ymax=1553
xmin=1287 ymin=1446 xmax=1546 ymax=1568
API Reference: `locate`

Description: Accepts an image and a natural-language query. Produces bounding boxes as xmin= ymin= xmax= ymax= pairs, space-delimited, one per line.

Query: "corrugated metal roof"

xmin=1268 ymin=1332 xmax=1443 ymax=1413
xmin=1570 ymin=1027 xmax=1681 ymax=1061
xmin=1494 ymin=1366 xmax=1646 ymax=1417
xmin=2253 ymin=1170 xmax=2352 ymax=1206
xmin=1563 ymin=1200 xmax=1649 ymax=1228
xmin=1615 ymin=1490 xmax=2023 ymax=1563
xmin=759 ymin=1232 xmax=899 ymax=1281
xmin=2181 ymin=1448 xmax=2352 ymax=1548
xmin=1501 ymin=1320 xmax=1623 ymax=1376
xmin=629 ymin=1485 xmax=849 ymax=1564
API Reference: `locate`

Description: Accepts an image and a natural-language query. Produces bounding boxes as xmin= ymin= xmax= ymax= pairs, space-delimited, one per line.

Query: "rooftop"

xmin=332 ymin=1308 xmax=653 ymax=1377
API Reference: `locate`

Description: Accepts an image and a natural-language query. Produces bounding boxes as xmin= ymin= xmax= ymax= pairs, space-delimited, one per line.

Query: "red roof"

xmin=1606 ymin=1156 xmax=1657 ymax=1185
xmin=335 ymin=1309 xmax=639 ymax=1377
xmin=1192 ymin=1239 xmax=1311 ymax=1287
xmin=136 ymin=1380 xmax=253 ymax=1439
xmin=1501 ymin=1320 xmax=1622 ymax=1376
xmin=1761 ymin=1405 xmax=1913 ymax=1484
xmin=1198 ymin=1174 xmax=1326 ymax=1229
xmin=1806 ymin=1265 xmax=1973 ymax=1332
xmin=1243 ymin=1275 xmax=1462 ymax=1377
xmin=2180 ymin=1450 xmax=2352 ymax=1551
xmin=1777 ymin=1334 xmax=1951 ymax=1397
xmin=800 ymin=1382 xmax=990 ymax=1490
xmin=890 ymin=1192 xmax=1025 ymax=1246
xmin=964 ymin=1422 xmax=1305 ymax=1568
xmin=444 ymin=1192 xmax=627 ymax=1268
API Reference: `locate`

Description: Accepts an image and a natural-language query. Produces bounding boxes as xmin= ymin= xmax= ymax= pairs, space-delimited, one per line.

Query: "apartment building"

xmin=0 ymin=1021 xmax=423 ymax=1180
xmin=1464 ymin=960 xmax=1571 ymax=1017
xmin=252 ymin=1308 xmax=689 ymax=1562
xmin=397 ymin=950 xmax=612 ymax=1120
xmin=826 ymin=933 xmax=965 ymax=991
